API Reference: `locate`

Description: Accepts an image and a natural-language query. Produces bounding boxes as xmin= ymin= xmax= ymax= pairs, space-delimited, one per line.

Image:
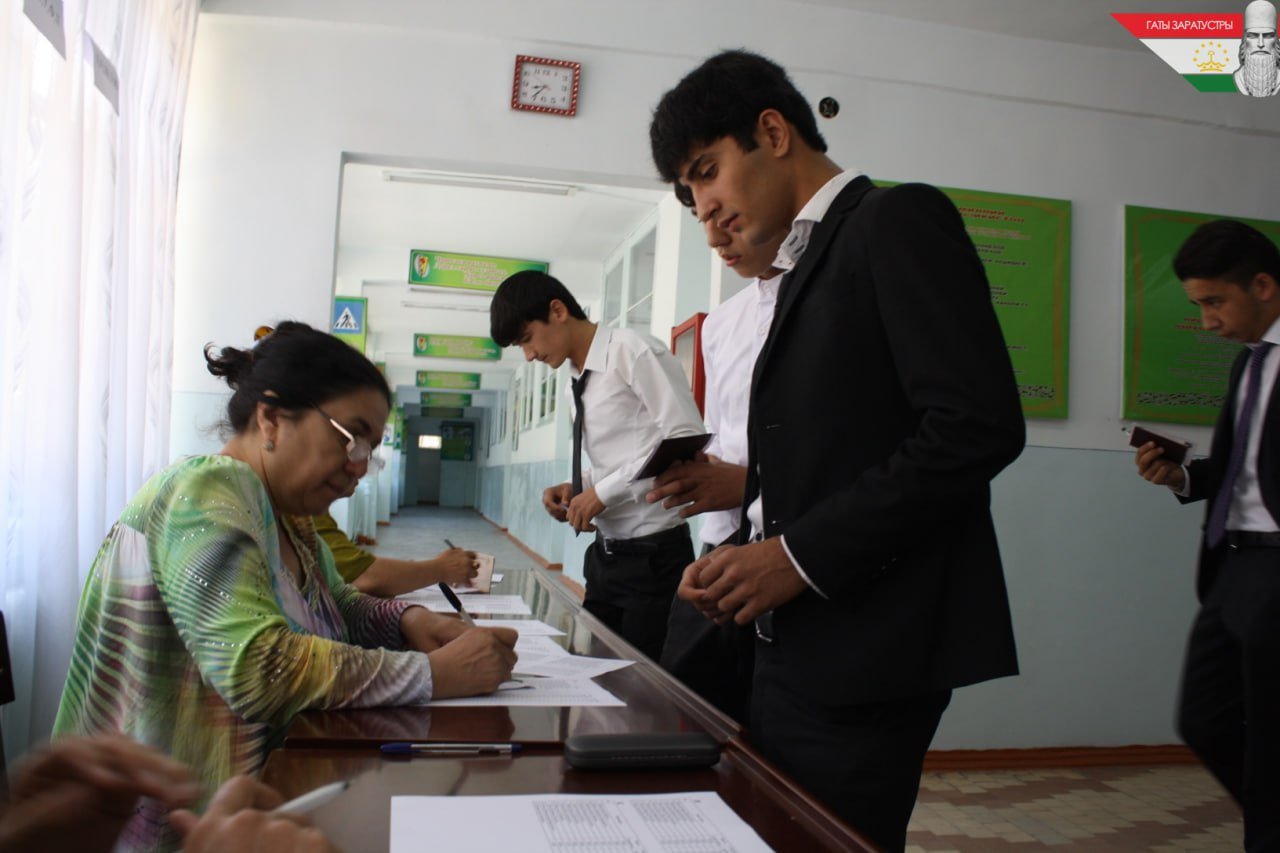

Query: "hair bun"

xmin=203 ymin=343 xmax=256 ymax=388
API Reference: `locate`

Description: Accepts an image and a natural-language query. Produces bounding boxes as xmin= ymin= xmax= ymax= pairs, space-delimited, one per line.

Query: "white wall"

xmin=174 ymin=1 xmax=1280 ymax=749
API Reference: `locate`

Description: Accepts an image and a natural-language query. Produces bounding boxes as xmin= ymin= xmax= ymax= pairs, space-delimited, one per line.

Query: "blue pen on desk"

xmin=381 ymin=742 xmax=521 ymax=756
xmin=437 ymin=581 xmax=476 ymax=626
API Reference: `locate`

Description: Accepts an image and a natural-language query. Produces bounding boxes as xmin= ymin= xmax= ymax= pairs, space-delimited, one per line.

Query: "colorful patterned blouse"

xmin=54 ymin=456 xmax=432 ymax=851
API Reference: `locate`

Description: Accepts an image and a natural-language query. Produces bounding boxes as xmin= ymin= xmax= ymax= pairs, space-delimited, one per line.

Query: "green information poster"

xmin=416 ymin=370 xmax=481 ymax=390
xmin=421 ymin=392 xmax=472 ymax=408
xmin=331 ymin=296 xmax=368 ymax=354
xmin=882 ymin=181 xmax=1071 ymax=418
xmin=413 ymin=333 xmax=501 ymax=361
xmin=393 ymin=407 xmax=404 ymax=450
xmin=441 ymin=421 xmax=475 ymax=461
xmin=409 ymin=250 xmax=548 ymax=292
xmin=1124 ymin=206 xmax=1280 ymax=425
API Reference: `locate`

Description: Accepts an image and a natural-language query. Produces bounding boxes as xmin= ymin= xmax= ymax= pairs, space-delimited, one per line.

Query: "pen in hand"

xmin=276 ymin=780 xmax=350 ymax=814
xmin=444 ymin=538 xmax=456 ymax=549
xmin=438 ymin=581 xmax=476 ymax=626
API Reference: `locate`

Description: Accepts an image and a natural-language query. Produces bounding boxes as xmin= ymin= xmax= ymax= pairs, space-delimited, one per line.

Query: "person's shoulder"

xmin=158 ymin=455 xmax=268 ymax=512
xmin=611 ymin=325 xmax=668 ymax=357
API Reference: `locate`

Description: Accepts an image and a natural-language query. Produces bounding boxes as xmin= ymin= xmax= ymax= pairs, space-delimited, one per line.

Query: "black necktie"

xmin=1207 ymin=342 xmax=1274 ymax=548
xmin=571 ymin=371 xmax=591 ymax=496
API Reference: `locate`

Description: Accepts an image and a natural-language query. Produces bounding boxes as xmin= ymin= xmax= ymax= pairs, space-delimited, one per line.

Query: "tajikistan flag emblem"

xmin=1113 ymin=13 xmax=1244 ymax=91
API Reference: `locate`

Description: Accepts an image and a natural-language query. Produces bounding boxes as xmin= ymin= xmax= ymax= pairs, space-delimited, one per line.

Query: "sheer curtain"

xmin=0 ymin=0 xmax=199 ymax=766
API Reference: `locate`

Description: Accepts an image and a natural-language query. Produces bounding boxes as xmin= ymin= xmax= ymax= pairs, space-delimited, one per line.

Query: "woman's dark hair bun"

xmin=203 ymin=344 xmax=255 ymax=388
xmin=203 ymin=320 xmax=391 ymax=434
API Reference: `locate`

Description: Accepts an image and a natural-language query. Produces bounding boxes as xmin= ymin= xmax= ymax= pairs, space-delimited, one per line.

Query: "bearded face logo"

xmin=1236 ymin=0 xmax=1280 ymax=95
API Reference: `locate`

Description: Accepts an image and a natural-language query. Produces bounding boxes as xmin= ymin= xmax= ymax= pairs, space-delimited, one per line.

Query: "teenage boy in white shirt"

xmin=647 ymin=220 xmax=785 ymax=721
xmin=489 ymin=271 xmax=705 ymax=659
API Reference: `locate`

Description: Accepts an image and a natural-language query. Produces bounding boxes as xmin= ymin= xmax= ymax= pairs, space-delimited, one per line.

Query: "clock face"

xmin=512 ymin=55 xmax=580 ymax=116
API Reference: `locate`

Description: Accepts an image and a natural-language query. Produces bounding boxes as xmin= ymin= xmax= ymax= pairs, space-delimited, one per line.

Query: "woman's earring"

xmin=264 ymin=440 xmax=276 ymax=452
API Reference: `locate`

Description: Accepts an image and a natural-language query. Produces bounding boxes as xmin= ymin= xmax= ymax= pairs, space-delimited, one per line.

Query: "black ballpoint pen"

xmin=438 ymin=581 xmax=476 ymax=626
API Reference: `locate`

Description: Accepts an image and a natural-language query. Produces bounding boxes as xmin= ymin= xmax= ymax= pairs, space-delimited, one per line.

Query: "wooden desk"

xmin=268 ymin=568 xmax=875 ymax=851
xmin=285 ymin=569 xmax=741 ymax=749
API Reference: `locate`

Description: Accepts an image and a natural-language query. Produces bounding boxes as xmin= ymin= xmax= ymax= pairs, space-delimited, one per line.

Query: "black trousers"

xmin=582 ymin=525 xmax=692 ymax=661
xmin=1178 ymin=546 xmax=1280 ymax=853
xmin=660 ymin=542 xmax=755 ymax=723
xmin=751 ymin=654 xmax=951 ymax=853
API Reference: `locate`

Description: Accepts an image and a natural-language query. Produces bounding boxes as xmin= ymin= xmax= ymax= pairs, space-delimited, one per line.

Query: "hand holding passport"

xmin=631 ymin=433 xmax=714 ymax=482
xmin=1127 ymin=424 xmax=1192 ymax=465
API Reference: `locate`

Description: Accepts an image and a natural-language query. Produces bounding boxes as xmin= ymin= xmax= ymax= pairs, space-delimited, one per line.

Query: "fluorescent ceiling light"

xmin=382 ymin=170 xmax=576 ymax=197
xmin=399 ymin=299 xmax=490 ymax=312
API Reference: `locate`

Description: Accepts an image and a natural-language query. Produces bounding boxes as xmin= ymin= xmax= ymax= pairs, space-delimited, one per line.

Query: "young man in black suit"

xmin=649 ymin=50 xmax=1025 ymax=851
xmin=1136 ymin=220 xmax=1280 ymax=852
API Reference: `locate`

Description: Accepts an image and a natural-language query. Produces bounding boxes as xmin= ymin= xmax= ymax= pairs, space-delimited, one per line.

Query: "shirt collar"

xmin=576 ymin=324 xmax=611 ymax=377
xmin=1257 ymin=315 xmax=1280 ymax=349
xmin=772 ymin=169 xmax=863 ymax=272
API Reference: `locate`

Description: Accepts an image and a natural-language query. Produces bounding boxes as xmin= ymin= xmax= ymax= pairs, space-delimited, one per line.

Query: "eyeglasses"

xmin=316 ymin=406 xmax=385 ymax=473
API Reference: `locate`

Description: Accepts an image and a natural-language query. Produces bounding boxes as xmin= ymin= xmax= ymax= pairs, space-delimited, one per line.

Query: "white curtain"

xmin=0 ymin=0 xmax=199 ymax=766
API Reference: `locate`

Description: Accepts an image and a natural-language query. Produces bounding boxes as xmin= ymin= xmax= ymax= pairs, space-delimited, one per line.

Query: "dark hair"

xmin=650 ymin=50 xmax=827 ymax=208
xmin=1173 ymin=219 xmax=1280 ymax=287
xmin=489 ymin=271 xmax=587 ymax=346
xmin=204 ymin=320 xmax=392 ymax=433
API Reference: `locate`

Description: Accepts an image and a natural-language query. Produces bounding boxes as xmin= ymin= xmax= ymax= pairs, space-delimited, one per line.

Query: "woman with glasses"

xmin=53 ymin=322 xmax=517 ymax=852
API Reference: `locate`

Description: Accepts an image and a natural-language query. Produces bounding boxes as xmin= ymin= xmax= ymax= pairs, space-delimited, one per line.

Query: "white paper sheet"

xmin=424 ymin=677 xmax=623 ymax=707
xmin=514 ymin=654 xmax=634 ymax=680
xmin=390 ymin=793 xmax=772 ymax=853
xmin=472 ymin=619 xmax=566 ymax=637
xmin=398 ymin=589 xmax=533 ymax=616
xmin=514 ymin=635 xmax=570 ymax=658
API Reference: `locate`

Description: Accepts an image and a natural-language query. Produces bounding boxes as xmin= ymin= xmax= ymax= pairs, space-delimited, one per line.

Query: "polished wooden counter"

xmin=268 ymin=568 xmax=875 ymax=851
xmin=285 ymin=568 xmax=741 ymax=749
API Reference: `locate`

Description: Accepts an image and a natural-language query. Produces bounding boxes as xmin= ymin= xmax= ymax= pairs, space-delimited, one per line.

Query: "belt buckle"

xmin=599 ymin=536 xmax=616 ymax=556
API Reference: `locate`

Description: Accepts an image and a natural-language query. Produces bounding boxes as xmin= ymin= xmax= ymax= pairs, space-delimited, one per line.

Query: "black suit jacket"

xmin=742 ymin=177 xmax=1025 ymax=705
xmin=1182 ymin=345 xmax=1280 ymax=600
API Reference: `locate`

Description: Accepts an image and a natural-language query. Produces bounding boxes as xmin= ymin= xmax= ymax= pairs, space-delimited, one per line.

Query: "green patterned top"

xmin=54 ymin=456 xmax=432 ymax=852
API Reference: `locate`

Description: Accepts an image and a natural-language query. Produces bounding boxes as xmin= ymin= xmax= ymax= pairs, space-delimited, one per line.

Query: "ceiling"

xmin=337 ymin=164 xmax=664 ymax=266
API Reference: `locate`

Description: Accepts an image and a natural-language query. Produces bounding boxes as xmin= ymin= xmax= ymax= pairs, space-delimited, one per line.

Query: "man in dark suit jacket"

xmin=1135 ymin=219 xmax=1280 ymax=852
xmin=650 ymin=51 xmax=1025 ymax=852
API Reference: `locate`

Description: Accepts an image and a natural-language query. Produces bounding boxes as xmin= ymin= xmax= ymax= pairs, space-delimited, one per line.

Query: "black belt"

xmin=597 ymin=524 xmax=689 ymax=556
xmin=1225 ymin=530 xmax=1280 ymax=549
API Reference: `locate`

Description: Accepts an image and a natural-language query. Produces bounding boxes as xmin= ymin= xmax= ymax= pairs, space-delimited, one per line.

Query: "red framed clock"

xmin=511 ymin=55 xmax=580 ymax=117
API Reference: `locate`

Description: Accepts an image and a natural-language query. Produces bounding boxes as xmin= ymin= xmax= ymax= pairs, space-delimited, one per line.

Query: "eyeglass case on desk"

xmin=564 ymin=732 xmax=721 ymax=770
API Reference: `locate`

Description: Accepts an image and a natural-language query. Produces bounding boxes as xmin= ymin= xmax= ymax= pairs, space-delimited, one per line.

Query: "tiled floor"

xmin=908 ymin=765 xmax=1242 ymax=851
xmin=366 ymin=505 xmax=543 ymax=574
xmin=375 ymin=509 xmax=1245 ymax=852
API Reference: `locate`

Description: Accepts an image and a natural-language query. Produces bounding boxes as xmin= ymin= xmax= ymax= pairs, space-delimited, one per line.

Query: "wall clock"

xmin=511 ymin=54 xmax=580 ymax=117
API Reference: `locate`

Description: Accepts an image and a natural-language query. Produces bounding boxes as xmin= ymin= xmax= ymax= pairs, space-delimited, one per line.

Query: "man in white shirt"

xmin=489 ymin=271 xmax=705 ymax=660
xmin=650 ymin=50 xmax=1024 ymax=851
xmin=1135 ymin=220 xmax=1280 ymax=850
xmin=649 ymin=219 xmax=784 ymax=721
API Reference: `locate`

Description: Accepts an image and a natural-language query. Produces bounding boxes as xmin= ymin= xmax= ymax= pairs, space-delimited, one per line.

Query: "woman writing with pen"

xmin=53 ymin=323 xmax=517 ymax=852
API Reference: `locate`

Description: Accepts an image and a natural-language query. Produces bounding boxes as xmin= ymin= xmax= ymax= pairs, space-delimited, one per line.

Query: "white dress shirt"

xmin=1182 ymin=316 xmax=1280 ymax=532
xmin=746 ymin=168 xmax=864 ymax=596
xmin=569 ymin=325 xmax=706 ymax=540
xmin=699 ymin=276 xmax=780 ymax=547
